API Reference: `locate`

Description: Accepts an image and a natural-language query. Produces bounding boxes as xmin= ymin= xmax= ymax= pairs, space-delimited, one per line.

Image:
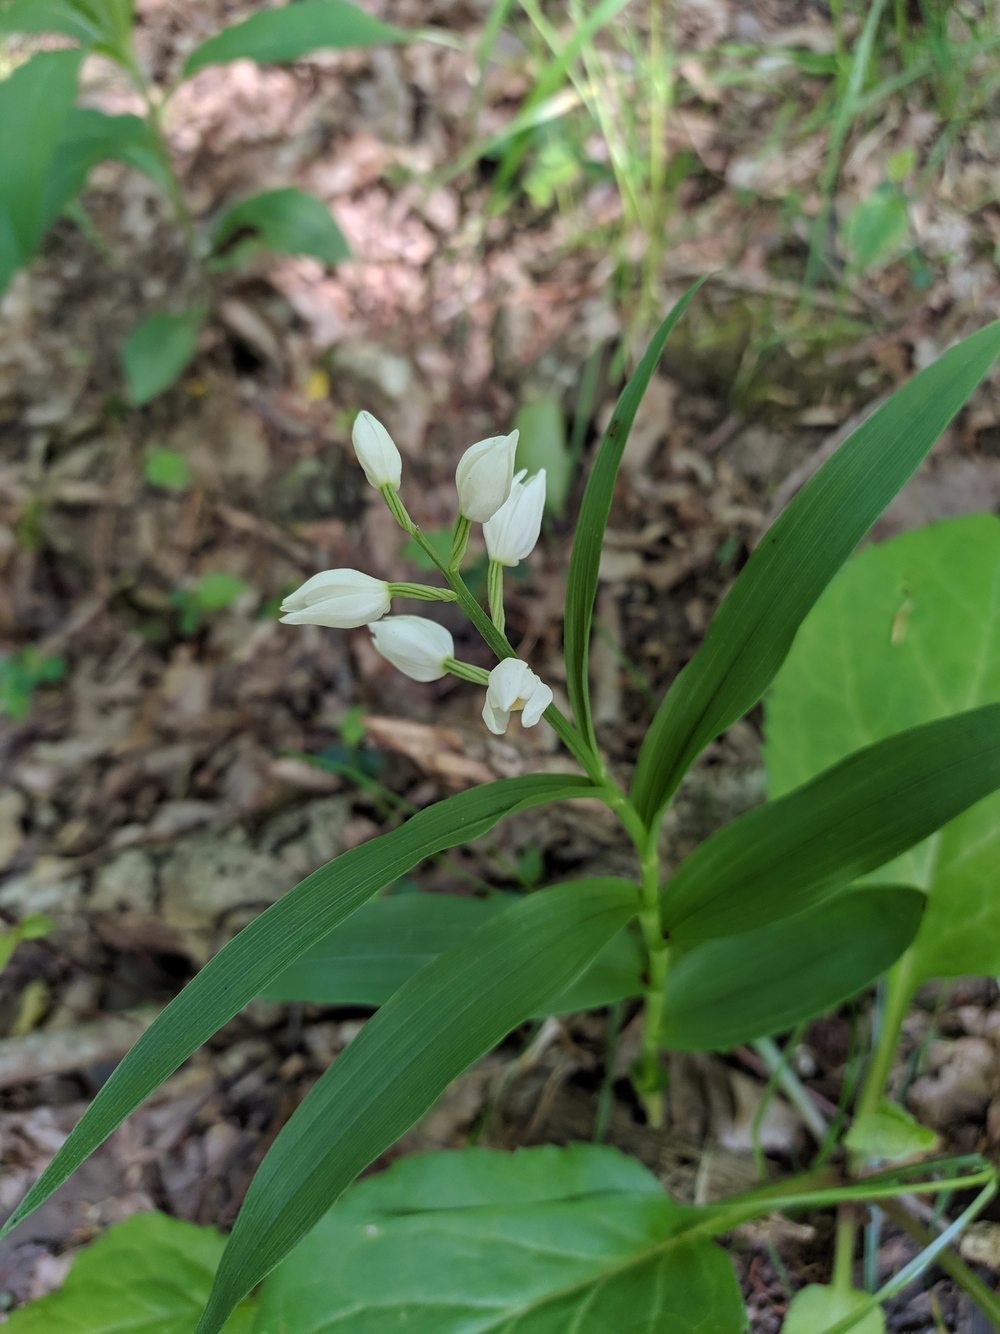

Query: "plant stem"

xmin=487 ymin=558 xmax=505 ymax=634
xmin=881 ymin=1198 xmax=1000 ymax=1327
xmin=833 ymin=1202 xmax=857 ymax=1293
xmin=450 ymin=514 xmax=471 ymax=569
xmin=855 ymin=951 xmax=917 ymax=1123
xmin=122 ymin=50 xmax=198 ymax=253
xmin=753 ymin=1036 xmax=829 ymax=1143
xmin=636 ymin=830 xmax=668 ymax=1126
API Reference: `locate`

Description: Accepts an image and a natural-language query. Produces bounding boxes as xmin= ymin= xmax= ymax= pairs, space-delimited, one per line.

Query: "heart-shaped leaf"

xmin=764 ymin=514 xmax=1000 ymax=985
xmin=254 ymin=1145 xmax=745 ymax=1333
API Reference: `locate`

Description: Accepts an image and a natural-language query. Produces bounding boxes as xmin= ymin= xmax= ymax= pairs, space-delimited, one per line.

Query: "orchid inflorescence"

xmin=280 ymin=411 xmax=551 ymax=737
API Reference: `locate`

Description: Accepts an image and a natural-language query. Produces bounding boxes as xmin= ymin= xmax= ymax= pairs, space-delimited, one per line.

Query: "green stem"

xmin=450 ymin=514 xmax=472 ymax=569
xmin=753 ymin=1036 xmax=829 ymax=1143
xmin=833 ymin=1203 xmax=857 ymax=1293
xmin=443 ymin=657 xmax=490 ymax=685
xmin=487 ymin=558 xmax=506 ymax=634
xmin=855 ymin=952 xmax=917 ymax=1123
xmin=122 ymin=50 xmax=198 ymax=253
xmin=881 ymin=1198 xmax=1000 ymax=1328
xmin=388 ymin=582 xmax=458 ymax=602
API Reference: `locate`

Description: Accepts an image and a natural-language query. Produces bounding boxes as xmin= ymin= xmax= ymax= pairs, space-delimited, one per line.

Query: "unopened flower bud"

xmin=280 ymin=569 xmax=391 ymax=628
xmin=370 ymin=615 xmax=454 ymax=682
xmin=484 ymin=469 xmax=546 ymax=566
xmin=353 ymin=411 xmax=402 ymax=489
xmin=455 ymin=430 xmax=518 ymax=523
xmin=482 ymin=658 xmax=553 ymax=735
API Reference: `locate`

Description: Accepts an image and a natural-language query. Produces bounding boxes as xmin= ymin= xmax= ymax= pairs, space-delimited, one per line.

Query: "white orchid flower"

xmin=455 ymin=430 xmax=519 ymax=523
xmin=352 ymin=411 xmax=402 ymax=490
xmin=484 ymin=469 xmax=546 ymax=567
xmin=482 ymin=658 xmax=553 ymax=735
xmin=370 ymin=615 xmax=454 ymax=682
xmin=280 ymin=569 xmax=391 ymax=628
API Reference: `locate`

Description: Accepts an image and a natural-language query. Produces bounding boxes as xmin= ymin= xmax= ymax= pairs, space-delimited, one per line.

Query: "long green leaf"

xmin=0 ymin=774 xmax=592 ymax=1241
xmin=121 ymin=308 xmax=204 ymax=405
xmin=0 ymin=49 xmax=82 ymax=275
xmin=661 ymin=704 xmax=1000 ymax=946
xmin=42 ymin=109 xmax=169 ymax=230
xmin=262 ymin=890 xmax=645 ymax=1011
xmin=631 ymin=320 xmax=1000 ymax=824
xmin=663 ymin=887 xmax=923 ymax=1051
xmin=182 ymin=0 xmax=407 ymax=78
xmin=0 ymin=0 xmax=132 ymax=58
xmin=254 ymin=1145 xmax=744 ymax=1334
xmin=195 ymin=877 xmax=641 ymax=1333
xmin=564 ymin=281 xmax=704 ymax=749
xmin=210 ymin=187 xmax=349 ymax=268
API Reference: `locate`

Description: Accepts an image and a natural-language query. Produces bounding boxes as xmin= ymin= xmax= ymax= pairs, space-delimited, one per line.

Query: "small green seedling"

xmin=0 ymin=647 xmax=66 ymax=719
xmin=143 ymin=447 xmax=191 ymax=490
xmin=171 ymin=572 xmax=248 ymax=636
xmin=0 ymin=914 xmax=52 ymax=972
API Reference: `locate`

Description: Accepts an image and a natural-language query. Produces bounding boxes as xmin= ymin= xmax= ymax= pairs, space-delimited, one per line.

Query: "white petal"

xmin=370 ymin=615 xmax=454 ymax=682
xmin=281 ymin=568 xmax=387 ymax=614
xmin=486 ymin=658 xmax=534 ymax=712
xmin=520 ymin=680 xmax=553 ymax=727
xmin=352 ymin=411 xmax=402 ymax=489
xmin=482 ymin=695 xmax=510 ymax=735
xmin=456 ymin=430 xmax=518 ymax=523
xmin=483 ymin=469 xmax=546 ymax=565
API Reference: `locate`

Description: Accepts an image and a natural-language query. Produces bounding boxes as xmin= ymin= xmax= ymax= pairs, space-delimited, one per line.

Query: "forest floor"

xmin=2 ymin=0 xmax=1000 ymax=1327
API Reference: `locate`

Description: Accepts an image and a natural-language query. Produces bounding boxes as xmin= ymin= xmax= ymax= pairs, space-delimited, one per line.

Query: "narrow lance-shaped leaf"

xmin=261 ymin=890 xmax=645 ymax=1012
xmin=631 ymin=320 xmax=1000 ymax=824
xmin=0 ymin=773 xmax=594 ymax=1242
xmin=182 ymin=0 xmax=407 ymax=78
xmin=121 ymin=308 xmax=205 ymax=406
xmin=660 ymin=703 xmax=1000 ymax=946
xmin=662 ymin=886 xmax=924 ymax=1051
xmin=195 ymin=877 xmax=642 ymax=1333
xmin=42 ymin=109 xmax=171 ymax=230
xmin=563 ymin=279 xmax=704 ymax=749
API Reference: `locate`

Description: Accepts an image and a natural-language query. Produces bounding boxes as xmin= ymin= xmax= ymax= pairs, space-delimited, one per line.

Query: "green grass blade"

xmin=564 ymin=281 xmax=704 ymax=749
xmin=660 ymin=704 xmax=1000 ymax=945
xmin=182 ymin=0 xmax=407 ymax=77
xmin=663 ymin=886 xmax=924 ymax=1050
xmin=0 ymin=774 xmax=593 ymax=1242
xmin=631 ymin=319 xmax=1000 ymax=825
xmin=194 ymin=877 xmax=641 ymax=1333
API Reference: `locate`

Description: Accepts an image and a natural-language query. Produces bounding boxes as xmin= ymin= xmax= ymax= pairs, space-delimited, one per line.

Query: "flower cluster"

xmin=279 ymin=412 xmax=551 ymax=736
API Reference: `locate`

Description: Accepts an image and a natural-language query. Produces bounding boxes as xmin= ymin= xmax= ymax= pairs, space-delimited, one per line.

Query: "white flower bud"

xmin=483 ymin=469 xmax=546 ymax=567
xmin=279 ymin=569 xmax=391 ymax=629
xmin=455 ymin=430 xmax=518 ymax=523
xmin=352 ymin=410 xmax=402 ymax=489
xmin=370 ymin=615 xmax=454 ymax=682
xmin=482 ymin=658 xmax=553 ymax=735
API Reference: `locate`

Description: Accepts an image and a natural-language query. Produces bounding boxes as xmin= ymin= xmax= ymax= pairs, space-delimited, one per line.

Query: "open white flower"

xmin=280 ymin=569 xmax=391 ymax=628
xmin=370 ymin=615 xmax=454 ymax=682
xmin=482 ymin=658 xmax=553 ymax=735
xmin=353 ymin=411 xmax=402 ymax=489
xmin=455 ymin=430 xmax=518 ymax=523
xmin=484 ymin=469 xmax=546 ymax=566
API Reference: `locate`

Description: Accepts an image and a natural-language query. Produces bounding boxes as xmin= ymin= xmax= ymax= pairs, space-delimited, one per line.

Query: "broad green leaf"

xmin=564 ymin=281 xmax=703 ymax=750
xmin=1 ymin=774 xmax=593 ymax=1243
xmin=0 ymin=0 xmax=99 ymax=43
xmin=662 ymin=886 xmax=923 ymax=1051
xmin=42 ymin=109 xmax=170 ymax=229
xmin=783 ymin=1285 xmax=885 ymax=1334
xmin=514 ymin=396 xmax=571 ymax=516
xmin=843 ymin=1100 xmax=938 ymax=1162
xmin=765 ymin=514 xmax=1000 ymax=983
xmin=121 ymin=308 xmax=204 ymax=405
xmin=210 ymin=187 xmax=348 ymax=268
xmin=197 ymin=878 xmax=641 ymax=1332
xmin=194 ymin=571 xmax=246 ymax=611
xmin=0 ymin=49 xmax=82 ymax=284
xmin=5 ymin=1211 xmax=254 ymax=1333
xmin=661 ymin=704 xmax=1000 ymax=945
xmin=631 ymin=321 xmax=1000 ymax=825
xmin=182 ymin=0 xmax=407 ymax=78
xmin=842 ymin=182 xmax=910 ymax=271
xmin=261 ymin=890 xmax=645 ymax=1011
xmin=255 ymin=1145 xmax=744 ymax=1333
